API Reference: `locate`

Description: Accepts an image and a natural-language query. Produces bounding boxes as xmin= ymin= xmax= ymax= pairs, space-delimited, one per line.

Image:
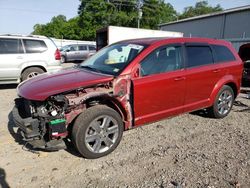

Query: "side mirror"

xmin=133 ymin=67 xmax=140 ymax=78
xmin=66 ymin=49 xmax=70 ymax=52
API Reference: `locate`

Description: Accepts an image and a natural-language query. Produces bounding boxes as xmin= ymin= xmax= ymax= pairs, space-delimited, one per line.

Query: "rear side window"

xmin=23 ymin=39 xmax=47 ymax=53
xmin=79 ymin=45 xmax=87 ymax=51
xmin=0 ymin=38 xmax=24 ymax=54
xmin=212 ymin=45 xmax=236 ymax=63
xmin=89 ymin=46 xmax=96 ymax=51
xmin=186 ymin=46 xmax=213 ymax=68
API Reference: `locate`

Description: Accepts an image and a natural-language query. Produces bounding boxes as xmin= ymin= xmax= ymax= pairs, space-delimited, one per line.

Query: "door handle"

xmin=213 ymin=69 xmax=221 ymax=73
xmin=174 ymin=77 xmax=185 ymax=81
xmin=17 ymin=56 xmax=23 ymax=59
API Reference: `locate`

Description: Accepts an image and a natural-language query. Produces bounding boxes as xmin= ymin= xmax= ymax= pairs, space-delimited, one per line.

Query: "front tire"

xmin=208 ymin=85 xmax=234 ymax=118
xmin=72 ymin=105 xmax=123 ymax=159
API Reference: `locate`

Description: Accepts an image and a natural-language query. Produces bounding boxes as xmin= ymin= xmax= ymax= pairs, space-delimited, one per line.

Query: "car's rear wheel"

xmin=61 ymin=55 xmax=66 ymax=63
xmin=21 ymin=67 xmax=45 ymax=81
xmin=208 ymin=85 xmax=234 ymax=118
xmin=72 ymin=105 xmax=123 ymax=159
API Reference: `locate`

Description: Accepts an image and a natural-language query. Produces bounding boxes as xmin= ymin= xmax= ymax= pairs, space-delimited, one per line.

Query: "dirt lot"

xmin=0 ymin=64 xmax=250 ymax=188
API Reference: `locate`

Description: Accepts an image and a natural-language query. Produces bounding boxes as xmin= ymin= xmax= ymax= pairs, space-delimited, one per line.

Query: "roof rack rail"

xmin=0 ymin=34 xmax=47 ymax=38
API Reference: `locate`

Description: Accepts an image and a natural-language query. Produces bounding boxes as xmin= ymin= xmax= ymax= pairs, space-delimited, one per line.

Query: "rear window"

xmin=186 ymin=46 xmax=213 ymax=68
xmin=0 ymin=38 xmax=24 ymax=54
xmin=212 ymin=45 xmax=236 ymax=63
xmin=23 ymin=39 xmax=47 ymax=53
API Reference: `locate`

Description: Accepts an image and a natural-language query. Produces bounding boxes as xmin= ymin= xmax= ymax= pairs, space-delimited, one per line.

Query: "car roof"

xmin=0 ymin=34 xmax=49 ymax=40
xmin=119 ymin=37 xmax=231 ymax=46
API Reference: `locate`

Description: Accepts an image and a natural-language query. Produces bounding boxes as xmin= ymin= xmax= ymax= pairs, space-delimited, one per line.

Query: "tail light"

xmin=54 ymin=49 xmax=61 ymax=60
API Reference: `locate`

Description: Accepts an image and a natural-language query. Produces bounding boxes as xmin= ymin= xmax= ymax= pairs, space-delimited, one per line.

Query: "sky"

xmin=0 ymin=0 xmax=249 ymax=35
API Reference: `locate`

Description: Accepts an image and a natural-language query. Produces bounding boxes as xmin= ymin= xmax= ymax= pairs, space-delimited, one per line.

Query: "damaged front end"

xmin=13 ymin=95 xmax=68 ymax=150
xmin=13 ymin=76 xmax=133 ymax=151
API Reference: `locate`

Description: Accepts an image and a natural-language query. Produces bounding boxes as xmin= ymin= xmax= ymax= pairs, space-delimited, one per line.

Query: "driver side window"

xmin=140 ymin=45 xmax=183 ymax=76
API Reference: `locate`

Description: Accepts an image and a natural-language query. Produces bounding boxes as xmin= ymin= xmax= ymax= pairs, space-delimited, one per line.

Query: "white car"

xmin=0 ymin=34 xmax=62 ymax=84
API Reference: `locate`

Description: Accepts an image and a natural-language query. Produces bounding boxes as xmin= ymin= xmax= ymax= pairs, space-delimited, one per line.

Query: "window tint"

xmin=140 ymin=45 xmax=183 ymax=76
xmin=89 ymin=46 xmax=96 ymax=51
xmin=69 ymin=45 xmax=76 ymax=51
xmin=23 ymin=39 xmax=47 ymax=53
xmin=0 ymin=38 xmax=23 ymax=54
xmin=79 ymin=45 xmax=87 ymax=51
xmin=212 ymin=45 xmax=235 ymax=62
xmin=186 ymin=46 xmax=213 ymax=68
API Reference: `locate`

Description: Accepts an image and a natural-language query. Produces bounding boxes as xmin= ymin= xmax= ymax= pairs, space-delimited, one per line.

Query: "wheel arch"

xmin=20 ymin=65 xmax=47 ymax=81
xmin=66 ymin=94 xmax=129 ymax=133
xmin=209 ymin=75 xmax=239 ymax=105
xmin=21 ymin=65 xmax=47 ymax=75
xmin=85 ymin=95 xmax=128 ymax=127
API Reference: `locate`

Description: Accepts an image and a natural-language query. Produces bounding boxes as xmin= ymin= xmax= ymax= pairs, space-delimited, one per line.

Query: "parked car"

xmin=59 ymin=44 xmax=96 ymax=63
xmin=13 ymin=37 xmax=243 ymax=159
xmin=0 ymin=34 xmax=62 ymax=84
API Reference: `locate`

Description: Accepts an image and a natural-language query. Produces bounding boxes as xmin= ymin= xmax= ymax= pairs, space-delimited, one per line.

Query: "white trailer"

xmin=96 ymin=26 xmax=183 ymax=49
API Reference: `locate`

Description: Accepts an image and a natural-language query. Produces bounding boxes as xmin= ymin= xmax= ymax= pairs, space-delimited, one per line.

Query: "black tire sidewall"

xmin=72 ymin=105 xmax=123 ymax=159
xmin=213 ymin=85 xmax=234 ymax=118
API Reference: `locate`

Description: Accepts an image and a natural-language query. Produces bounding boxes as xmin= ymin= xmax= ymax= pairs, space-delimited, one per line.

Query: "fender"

xmin=209 ymin=74 xmax=239 ymax=106
xmin=20 ymin=61 xmax=47 ymax=74
xmin=64 ymin=90 xmax=129 ymax=129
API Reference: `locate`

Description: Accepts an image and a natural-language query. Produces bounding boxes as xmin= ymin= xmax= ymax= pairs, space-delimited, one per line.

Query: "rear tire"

xmin=72 ymin=105 xmax=123 ymax=159
xmin=208 ymin=85 xmax=234 ymax=118
xmin=21 ymin=67 xmax=44 ymax=81
xmin=61 ymin=55 xmax=66 ymax=63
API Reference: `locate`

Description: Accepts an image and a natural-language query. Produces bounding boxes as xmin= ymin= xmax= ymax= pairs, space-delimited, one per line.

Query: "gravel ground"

xmin=0 ymin=64 xmax=250 ymax=188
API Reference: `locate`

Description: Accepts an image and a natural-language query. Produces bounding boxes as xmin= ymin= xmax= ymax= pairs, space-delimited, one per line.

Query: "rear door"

xmin=88 ymin=45 xmax=96 ymax=57
xmin=132 ymin=44 xmax=186 ymax=125
xmin=0 ymin=38 xmax=24 ymax=81
xmin=22 ymin=39 xmax=48 ymax=65
xmin=78 ymin=45 xmax=88 ymax=61
xmin=184 ymin=43 xmax=224 ymax=112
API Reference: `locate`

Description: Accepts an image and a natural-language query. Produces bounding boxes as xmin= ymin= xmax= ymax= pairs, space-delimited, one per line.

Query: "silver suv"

xmin=59 ymin=44 xmax=96 ymax=63
xmin=0 ymin=35 xmax=62 ymax=84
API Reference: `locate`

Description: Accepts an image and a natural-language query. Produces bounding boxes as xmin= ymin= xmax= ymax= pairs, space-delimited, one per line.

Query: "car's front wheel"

xmin=208 ymin=85 xmax=234 ymax=118
xmin=72 ymin=105 xmax=123 ymax=159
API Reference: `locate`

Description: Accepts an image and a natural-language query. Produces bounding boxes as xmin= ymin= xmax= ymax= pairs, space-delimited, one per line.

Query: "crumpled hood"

xmin=17 ymin=68 xmax=113 ymax=101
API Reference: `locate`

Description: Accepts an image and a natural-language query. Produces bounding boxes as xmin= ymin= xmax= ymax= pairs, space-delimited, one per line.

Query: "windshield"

xmin=79 ymin=43 xmax=147 ymax=75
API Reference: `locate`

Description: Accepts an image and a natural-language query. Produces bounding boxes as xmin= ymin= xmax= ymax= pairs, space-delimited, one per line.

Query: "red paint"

xmin=17 ymin=37 xmax=243 ymax=129
xmin=17 ymin=68 xmax=113 ymax=101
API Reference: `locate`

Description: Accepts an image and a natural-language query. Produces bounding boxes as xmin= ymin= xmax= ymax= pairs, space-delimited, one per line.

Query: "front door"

xmin=132 ymin=44 xmax=186 ymax=126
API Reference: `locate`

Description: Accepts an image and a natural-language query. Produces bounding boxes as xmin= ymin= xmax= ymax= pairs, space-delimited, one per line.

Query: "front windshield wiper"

xmin=80 ymin=65 xmax=102 ymax=73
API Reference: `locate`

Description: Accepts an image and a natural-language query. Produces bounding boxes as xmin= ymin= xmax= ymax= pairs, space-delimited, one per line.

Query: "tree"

xmin=141 ymin=0 xmax=177 ymax=29
xmin=32 ymin=0 xmax=178 ymax=40
xmin=78 ymin=0 xmax=177 ymax=39
xmin=179 ymin=1 xmax=223 ymax=20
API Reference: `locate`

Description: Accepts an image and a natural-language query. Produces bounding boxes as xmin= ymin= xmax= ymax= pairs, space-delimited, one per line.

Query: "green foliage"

xmin=32 ymin=15 xmax=83 ymax=40
xmin=179 ymin=1 xmax=223 ymax=20
xmin=141 ymin=0 xmax=177 ymax=29
xmin=32 ymin=0 xmax=177 ymax=40
xmin=32 ymin=0 xmax=222 ymax=40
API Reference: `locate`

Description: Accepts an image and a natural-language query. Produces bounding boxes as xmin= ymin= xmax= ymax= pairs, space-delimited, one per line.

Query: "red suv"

xmin=13 ymin=38 xmax=243 ymax=158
